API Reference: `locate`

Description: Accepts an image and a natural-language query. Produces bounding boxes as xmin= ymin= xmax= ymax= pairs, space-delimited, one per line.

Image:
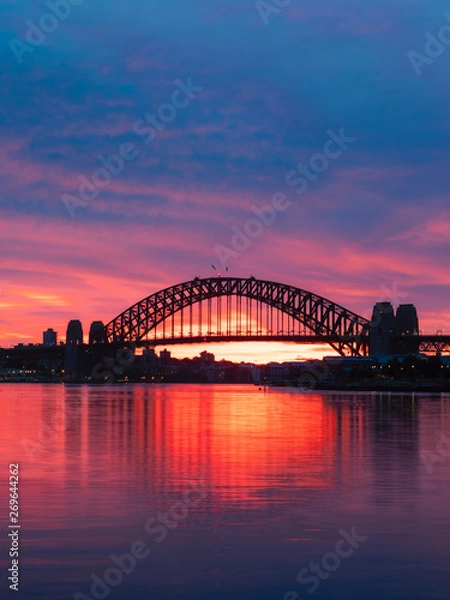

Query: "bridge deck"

xmin=93 ymin=334 xmax=450 ymax=355
xmin=131 ymin=334 xmax=362 ymax=347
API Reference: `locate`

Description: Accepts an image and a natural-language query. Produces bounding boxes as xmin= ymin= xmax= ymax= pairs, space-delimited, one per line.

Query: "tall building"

xmin=66 ymin=320 xmax=83 ymax=346
xmin=89 ymin=321 xmax=107 ymax=344
xmin=370 ymin=302 xmax=396 ymax=355
xmin=43 ymin=328 xmax=57 ymax=347
xmin=396 ymin=304 xmax=419 ymax=353
xmin=64 ymin=320 xmax=84 ymax=380
xmin=370 ymin=302 xmax=420 ymax=356
xmin=396 ymin=304 xmax=419 ymax=335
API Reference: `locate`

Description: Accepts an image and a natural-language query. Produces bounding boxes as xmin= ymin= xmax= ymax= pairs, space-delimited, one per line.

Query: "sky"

xmin=1 ymin=0 xmax=450 ymax=361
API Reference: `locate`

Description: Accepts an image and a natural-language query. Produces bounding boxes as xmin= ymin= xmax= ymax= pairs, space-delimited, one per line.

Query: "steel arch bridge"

xmin=97 ymin=277 xmax=371 ymax=356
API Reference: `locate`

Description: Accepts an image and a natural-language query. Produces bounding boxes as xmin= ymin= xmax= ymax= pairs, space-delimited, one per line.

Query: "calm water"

xmin=1 ymin=384 xmax=450 ymax=600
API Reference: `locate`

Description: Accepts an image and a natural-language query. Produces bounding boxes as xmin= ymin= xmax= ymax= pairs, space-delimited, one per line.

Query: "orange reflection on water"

xmin=110 ymin=385 xmax=342 ymax=506
xmin=0 ymin=385 xmax=346 ymax=510
xmin=0 ymin=384 xmax=426 ymax=520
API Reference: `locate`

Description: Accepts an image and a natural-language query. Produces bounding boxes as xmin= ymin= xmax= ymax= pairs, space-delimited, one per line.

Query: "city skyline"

xmin=7 ymin=274 xmax=444 ymax=368
xmin=0 ymin=271 xmax=446 ymax=363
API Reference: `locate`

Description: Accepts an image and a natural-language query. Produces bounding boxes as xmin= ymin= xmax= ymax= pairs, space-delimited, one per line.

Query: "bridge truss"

xmin=99 ymin=277 xmax=371 ymax=357
xmin=417 ymin=336 xmax=450 ymax=354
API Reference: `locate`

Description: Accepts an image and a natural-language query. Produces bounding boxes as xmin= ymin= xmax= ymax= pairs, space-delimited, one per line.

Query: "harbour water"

xmin=1 ymin=383 xmax=450 ymax=599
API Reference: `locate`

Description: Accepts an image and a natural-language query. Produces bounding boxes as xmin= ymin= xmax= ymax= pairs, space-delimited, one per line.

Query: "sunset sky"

xmin=1 ymin=0 xmax=450 ymax=361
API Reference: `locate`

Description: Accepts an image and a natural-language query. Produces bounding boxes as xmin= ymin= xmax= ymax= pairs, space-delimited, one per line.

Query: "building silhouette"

xmin=43 ymin=328 xmax=57 ymax=347
xmin=396 ymin=304 xmax=419 ymax=335
xmin=370 ymin=302 xmax=419 ymax=355
xmin=89 ymin=321 xmax=107 ymax=344
xmin=64 ymin=320 xmax=84 ymax=380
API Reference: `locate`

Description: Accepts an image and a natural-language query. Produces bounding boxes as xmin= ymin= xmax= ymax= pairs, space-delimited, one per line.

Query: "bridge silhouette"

xmin=94 ymin=276 xmax=368 ymax=356
xmin=89 ymin=276 xmax=450 ymax=357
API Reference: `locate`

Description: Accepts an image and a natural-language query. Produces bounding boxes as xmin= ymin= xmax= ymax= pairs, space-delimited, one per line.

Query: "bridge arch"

xmin=99 ymin=277 xmax=371 ymax=356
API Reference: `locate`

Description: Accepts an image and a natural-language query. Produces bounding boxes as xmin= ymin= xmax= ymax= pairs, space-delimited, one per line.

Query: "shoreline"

xmin=1 ymin=379 xmax=450 ymax=392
